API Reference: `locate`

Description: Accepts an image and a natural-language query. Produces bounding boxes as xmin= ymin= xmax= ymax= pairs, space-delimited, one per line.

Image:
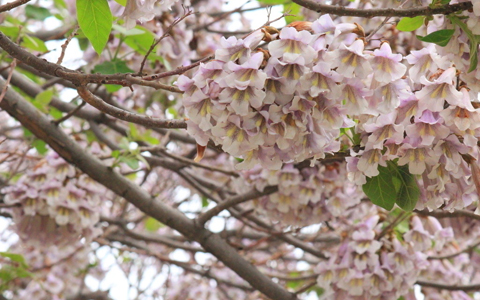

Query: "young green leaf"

xmin=25 ymin=5 xmax=52 ymax=20
xmin=449 ymin=16 xmax=480 ymax=72
xmin=362 ymin=165 xmax=397 ymax=211
xmin=32 ymin=139 xmax=48 ymax=155
xmin=397 ymin=16 xmax=424 ymax=32
xmin=76 ymin=0 xmax=112 ymax=54
xmin=417 ymin=29 xmax=455 ymax=47
xmin=393 ymin=164 xmax=420 ymax=211
xmin=21 ymin=35 xmax=48 ymax=52
xmin=144 ymin=217 xmax=164 ymax=231
xmin=93 ymin=59 xmax=134 ymax=75
xmin=32 ymin=89 xmax=53 ymax=113
xmin=284 ymin=3 xmax=303 ymax=24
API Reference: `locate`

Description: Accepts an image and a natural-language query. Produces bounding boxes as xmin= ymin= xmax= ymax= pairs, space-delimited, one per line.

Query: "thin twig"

xmin=138 ymin=7 xmax=194 ymax=75
xmin=56 ymin=26 xmax=79 ymax=65
xmin=428 ymin=240 xmax=480 ymax=260
xmin=193 ymin=1 xmax=252 ymax=32
xmin=293 ymin=280 xmax=317 ymax=295
xmin=0 ymin=59 xmax=16 ymax=104
xmin=197 ymin=186 xmax=278 ymax=226
xmin=153 ymin=147 xmax=239 ymax=177
xmin=366 ymin=0 xmax=411 ymax=40
xmin=141 ymin=55 xmax=213 ymax=81
xmin=52 ymin=100 xmax=86 ymax=125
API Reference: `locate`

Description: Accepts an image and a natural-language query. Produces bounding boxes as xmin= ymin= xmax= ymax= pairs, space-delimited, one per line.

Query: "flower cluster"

xmin=347 ymin=63 xmax=480 ymax=211
xmin=121 ymin=0 xmax=182 ymax=29
xmin=11 ymin=243 xmax=102 ymax=300
xmin=316 ymin=214 xmax=429 ymax=299
xmin=2 ymin=153 xmax=104 ymax=246
xmin=178 ymin=17 xmax=369 ymax=170
xmin=243 ymin=161 xmax=361 ymax=226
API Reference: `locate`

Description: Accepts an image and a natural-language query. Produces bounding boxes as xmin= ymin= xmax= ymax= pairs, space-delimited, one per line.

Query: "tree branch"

xmin=416 ymin=209 xmax=480 ymax=221
xmin=0 ymin=0 xmax=30 ymax=13
xmin=0 ymin=31 xmax=182 ymax=93
xmin=291 ymin=0 xmax=472 ymax=17
xmin=76 ymin=85 xmax=187 ymax=129
xmin=428 ymin=239 xmax=480 ymax=260
xmin=197 ymin=186 xmax=278 ymax=226
xmin=416 ymin=280 xmax=480 ymax=292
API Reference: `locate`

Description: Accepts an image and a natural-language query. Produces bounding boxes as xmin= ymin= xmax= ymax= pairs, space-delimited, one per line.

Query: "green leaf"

xmin=119 ymin=155 xmax=139 ymax=169
xmin=32 ymin=139 xmax=48 ymax=155
xmin=123 ymin=26 xmax=156 ymax=55
xmin=23 ymin=128 xmax=33 ymax=137
xmin=0 ymin=25 xmax=20 ymax=39
xmin=32 ymin=89 xmax=53 ymax=113
xmin=201 ymin=196 xmax=209 ymax=208
xmin=49 ymin=107 xmax=63 ymax=119
xmin=25 ymin=5 xmax=52 ymax=20
xmin=93 ymin=59 xmax=134 ymax=74
xmin=85 ymin=130 xmax=97 ymax=143
xmin=128 ymin=123 xmax=139 ymax=140
xmin=77 ymin=37 xmax=90 ymax=51
xmin=283 ymin=3 xmax=303 ymax=24
xmin=417 ymin=29 xmax=455 ymax=47
xmin=143 ymin=134 xmax=159 ymax=145
xmin=21 ymin=35 xmax=48 ymax=52
xmin=112 ymin=24 xmax=144 ymax=36
xmin=76 ymin=0 xmax=112 ymax=54
xmin=393 ymin=164 xmax=420 ymax=211
xmin=397 ymin=16 xmax=424 ymax=32
xmin=135 ymin=153 xmax=150 ymax=169
xmin=94 ymin=60 xmax=133 ymax=92
xmin=53 ymin=0 xmax=67 ymax=9
xmin=111 ymin=150 xmax=120 ymax=158
xmin=449 ymin=16 xmax=480 ymax=72
xmin=362 ymin=165 xmax=397 ymax=211
xmin=258 ymin=0 xmax=289 ymax=4
xmin=0 ymin=252 xmax=28 ymax=268
xmin=114 ymin=0 xmax=127 ymax=6
xmin=144 ymin=217 xmax=164 ymax=231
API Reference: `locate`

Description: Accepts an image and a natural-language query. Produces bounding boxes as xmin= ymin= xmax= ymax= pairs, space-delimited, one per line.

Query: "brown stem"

xmin=0 ymin=0 xmax=30 ymax=13
xmin=292 ymin=0 xmax=472 ymax=17
xmin=76 ymin=85 xmax=187 ymax=129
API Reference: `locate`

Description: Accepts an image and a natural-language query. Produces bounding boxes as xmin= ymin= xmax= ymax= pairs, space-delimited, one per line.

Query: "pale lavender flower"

xmin=327 ymin=39 xmax=373 ymax=79
xmin=371 ymin=42 xmax=407 ymax=83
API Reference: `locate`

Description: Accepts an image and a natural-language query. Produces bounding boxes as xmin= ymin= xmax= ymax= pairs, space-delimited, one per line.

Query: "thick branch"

xmin=0 ymin=78 xmax=296 ymax=300
xmin=416 ymin=209 xmax=480 ymax=221
xmin=292 ymin=0 xmax=472 ymax=17
xmin=0 ymin=0 xmax=30 ymax=12
xmin=0 ymin=31 xmax=182 ymax=93
xmin=1 ymin=67 xmax=198 ymax=146
xmin=416 ymin=280 xmax=480 ymax=292
xmin=76 ymin=86 xmax=187 ymax=129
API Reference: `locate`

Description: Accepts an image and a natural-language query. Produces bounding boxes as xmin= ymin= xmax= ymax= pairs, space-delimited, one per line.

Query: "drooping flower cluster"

xmin=2 ymin=153 xmax=104 ymax=246
xmin=347 ymin=63 xmax=480 ymax=211
xmin=178 ymin=17 xmax=371 ymax=170
xmin=243 ymin=161 xmax=361 ymax=226
xmin=179 ymin=12 xmax=480 ymax=213
xmin=10 ymin=242 xmax=103 ymax=300
xmin=316 ymin=214 xmax=431 ymax=299
xmin=121 ymin=0 xmax=182 ymax=29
